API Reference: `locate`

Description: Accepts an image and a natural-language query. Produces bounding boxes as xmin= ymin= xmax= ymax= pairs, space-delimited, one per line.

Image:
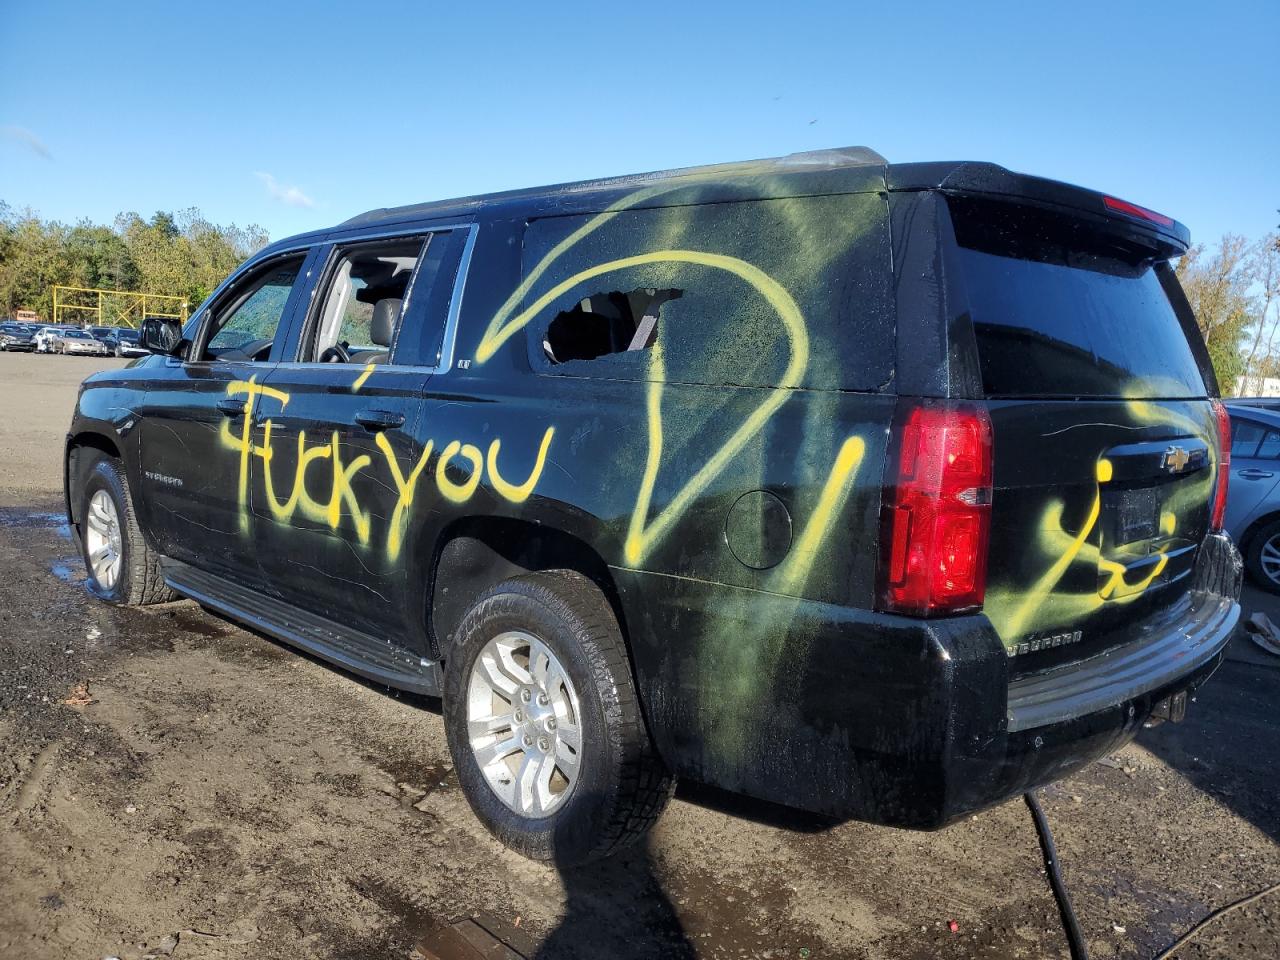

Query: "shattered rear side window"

xmin=519 ymin=192 xmax=894 ymax=392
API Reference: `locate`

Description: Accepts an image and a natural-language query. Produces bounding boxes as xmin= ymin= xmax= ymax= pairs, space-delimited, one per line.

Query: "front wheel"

xmin=77 ymin=453 xmax=176 ymax=605
xmin=443 ymin=570 xmax=673 ymax=865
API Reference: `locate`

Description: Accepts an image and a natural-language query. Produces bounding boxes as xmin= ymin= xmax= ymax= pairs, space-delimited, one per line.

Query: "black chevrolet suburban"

xmin=64 ymin=148 xmax=1242 ymax=864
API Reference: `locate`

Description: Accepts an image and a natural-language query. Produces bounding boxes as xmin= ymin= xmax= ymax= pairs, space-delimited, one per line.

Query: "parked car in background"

xmin=56 ymin=328 xmax=109 ymax=356
xmin=34 ymin=325 xmax=66 ymax=353
xmin=0 ymin=321 xmax=38 ymax=351
xmin=1224 ymin=397 xmax=1280 ymax=414
xmin=1224 ymin=402 xmax=1280 ymax=591
xmin=106 ymin=327 xmax=147 ymax=357
xmin=88 ymin=326 xmax=117 ymax=347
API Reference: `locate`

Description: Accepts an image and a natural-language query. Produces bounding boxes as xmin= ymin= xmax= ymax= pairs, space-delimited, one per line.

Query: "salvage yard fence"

xmin=50 ymin=285 xmax=189 ymax=329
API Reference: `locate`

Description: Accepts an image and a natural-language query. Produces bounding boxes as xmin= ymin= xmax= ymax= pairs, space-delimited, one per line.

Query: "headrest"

xmin=370 ymin=298 xmax=402 ymax=347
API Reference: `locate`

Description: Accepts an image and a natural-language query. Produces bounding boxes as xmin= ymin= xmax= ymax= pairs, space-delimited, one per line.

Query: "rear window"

xmin=949 ymin=195 xmax=1207 ymax=399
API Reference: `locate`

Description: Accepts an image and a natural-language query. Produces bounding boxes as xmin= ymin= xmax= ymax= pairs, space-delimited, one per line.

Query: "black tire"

xmin=1246 ymin=518 xmax=1280 ymax=594
xmin=77 ymin=452 xmax=176 ymax=605
xmin=443 ymin=570 xmax=673 ymax=866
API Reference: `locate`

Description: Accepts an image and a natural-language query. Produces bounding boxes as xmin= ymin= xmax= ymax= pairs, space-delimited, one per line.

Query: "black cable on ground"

xmin=1151 ymin=879 xmax=1280 ymax=960
xmin=1025 ymin=791 xmax=1090 ymax=960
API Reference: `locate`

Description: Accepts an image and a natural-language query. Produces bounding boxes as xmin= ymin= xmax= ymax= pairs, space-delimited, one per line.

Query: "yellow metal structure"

xmin=51 ymin=286 xmax=188 ymax=329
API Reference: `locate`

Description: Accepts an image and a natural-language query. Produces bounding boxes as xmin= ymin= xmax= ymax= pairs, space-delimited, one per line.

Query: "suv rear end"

xmin=864 ymin=165 xmax=1241 ymax=824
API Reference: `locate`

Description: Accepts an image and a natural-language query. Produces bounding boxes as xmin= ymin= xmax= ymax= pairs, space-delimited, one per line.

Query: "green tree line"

xmin=0 ymin=202 xmax=269 ymax=324
xmin=1176 ymin=225 xmax=1280 ymax=394
xmin=2 ymin=197 xmax=1278 ymax=395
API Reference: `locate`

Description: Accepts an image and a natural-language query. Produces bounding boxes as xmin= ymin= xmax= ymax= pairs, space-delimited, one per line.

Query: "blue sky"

xmin=2 ymin=0 xmax=1276 ymax=247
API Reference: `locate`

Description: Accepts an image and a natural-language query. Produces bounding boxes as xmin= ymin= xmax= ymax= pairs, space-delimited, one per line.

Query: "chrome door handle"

xmin=1238 ymin=468 xmax=1275 ymax=479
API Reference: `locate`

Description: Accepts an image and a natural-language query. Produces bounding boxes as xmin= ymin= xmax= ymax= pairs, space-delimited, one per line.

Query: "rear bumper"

xmin=617 ymin=533 xmax=1242 ymax=828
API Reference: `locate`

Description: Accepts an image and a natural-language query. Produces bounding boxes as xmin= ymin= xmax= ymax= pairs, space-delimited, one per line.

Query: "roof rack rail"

xmin=342 ymin=146 xmax=887 ymax=226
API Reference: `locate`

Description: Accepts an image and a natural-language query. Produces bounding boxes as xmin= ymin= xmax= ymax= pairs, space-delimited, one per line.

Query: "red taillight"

xmin=1211 ymin=399 xmax=1231 ymax=531
xmin=878 ymin=401 xmax=994 ymax=616
xmin=1103 ymin=195 xmax=1175 ymax=227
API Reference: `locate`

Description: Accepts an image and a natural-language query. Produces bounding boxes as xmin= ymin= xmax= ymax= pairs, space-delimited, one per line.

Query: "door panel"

xmin=138 ymin=249 xmax=317 ymax=582
xmin=251 ymin=228 xmax=469 ymax=641
xmin=1225 ymin=418 xmax=1280 ymax=534
xmin=252 ymin=365 xmax=430 ymax=634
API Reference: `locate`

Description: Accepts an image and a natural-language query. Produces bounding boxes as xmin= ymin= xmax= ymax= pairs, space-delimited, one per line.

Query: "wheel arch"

xmin=426 ymin=516 xmax=627 ymax=664
xmin=1238 ymin=510 xmax=1280 ymax=559
xmin=65 ymin=430 xmax=124 ymax=528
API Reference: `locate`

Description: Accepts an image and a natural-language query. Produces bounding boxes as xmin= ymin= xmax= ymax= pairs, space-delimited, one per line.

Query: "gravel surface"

xmin=1 ymin=352 xmax=1277 ymax=959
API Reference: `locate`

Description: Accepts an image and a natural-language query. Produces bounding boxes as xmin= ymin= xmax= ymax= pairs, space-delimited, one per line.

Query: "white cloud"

xmin=2 ymin=125 xmax=52 ymax=160
xmin=254 ymin=171 xmax=315 ymax=208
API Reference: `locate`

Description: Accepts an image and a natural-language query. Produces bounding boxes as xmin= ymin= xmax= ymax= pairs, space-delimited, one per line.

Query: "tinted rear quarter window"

xmin=520 ymin=192 xmax=894 ymax=392
xmin=1232 ymin=419 xmax=1265 ymax=457
xmin=949 ymin=195 xmax=1207 ymax=399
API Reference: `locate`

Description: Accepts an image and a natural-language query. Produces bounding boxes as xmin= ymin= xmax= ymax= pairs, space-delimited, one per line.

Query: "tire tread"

xmin=80 ymin=452 xmax=176 ymax=606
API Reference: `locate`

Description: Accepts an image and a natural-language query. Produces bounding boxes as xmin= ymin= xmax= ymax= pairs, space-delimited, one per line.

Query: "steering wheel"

xmin=318 ymin=342 xmax=351 ymax=364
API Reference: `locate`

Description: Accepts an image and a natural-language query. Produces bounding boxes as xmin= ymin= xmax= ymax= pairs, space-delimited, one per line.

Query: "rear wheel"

xmin=443 ymin=570 xmax=673 ymax=865
xmin=1246 ymin=519 xmax=1280 ymax=593
xmin=77 ymin=453 xmax=175 ymax=605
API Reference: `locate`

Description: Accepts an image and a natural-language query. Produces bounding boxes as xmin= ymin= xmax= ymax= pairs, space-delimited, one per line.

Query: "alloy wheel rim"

xmin=466 ymin=630 xmax=583 ymax=818
xmin=84 ymin=490 xmax=123 ymax=591
xmin=1261 ymin=536 xmax=1280 ymax=585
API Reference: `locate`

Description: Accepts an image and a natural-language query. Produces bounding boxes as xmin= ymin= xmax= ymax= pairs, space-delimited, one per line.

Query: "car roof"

xmin=1226 ymin=401 xmax=1280 ymax=426
xmin=249 ymin=146 xmax=1191 ymax=261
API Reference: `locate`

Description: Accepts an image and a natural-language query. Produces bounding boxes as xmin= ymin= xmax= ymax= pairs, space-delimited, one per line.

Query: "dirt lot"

xmin=0 ymin=351 xmax=1277 ymax=960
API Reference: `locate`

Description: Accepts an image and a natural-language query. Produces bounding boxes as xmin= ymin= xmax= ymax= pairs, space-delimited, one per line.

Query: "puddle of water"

xmin=51 ymin=559 xmax=86 ymax=585
xmin=0 ymin=509 xmax=73 ymax=539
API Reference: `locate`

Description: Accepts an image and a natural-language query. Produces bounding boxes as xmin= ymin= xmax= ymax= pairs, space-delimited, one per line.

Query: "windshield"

xmin=65 ymin=330 xmax=90 ymax=339
xmin=949 ymin=195 xmax=1208 ymax=400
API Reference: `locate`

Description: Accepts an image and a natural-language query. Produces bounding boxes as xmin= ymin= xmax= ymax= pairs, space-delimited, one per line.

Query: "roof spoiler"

xmin=887 ymin=161 xmax=1190 ymax=256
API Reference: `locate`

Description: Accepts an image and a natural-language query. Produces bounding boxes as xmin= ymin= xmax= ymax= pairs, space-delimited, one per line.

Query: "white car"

xmin=54 ymin=329 xmax=109 ymax=356
xmin=33 ymin=326 xmax=64 ymax=353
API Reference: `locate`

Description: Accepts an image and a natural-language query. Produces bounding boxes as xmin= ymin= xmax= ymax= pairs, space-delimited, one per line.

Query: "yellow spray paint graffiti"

xmin=218 ymin=378 xmax=557 ymax=562
xmin=986 ymin=394 xmax=1220 ymax=647
xmin=773 ymin=436 xmax=867 ymax=596
xmin=352 ymin=363 xmax=376 ymax=392
xmin=467 ymin=188 xmax=866 ymax=585
xmin=469 ymin=175 xmax=875 ymax=595
xmin=219 ymin=177 xmax=876 ymax=602
xmin=488 ymin=428 xmax=556 ymax=504
xmin=217 ymin=376 xmax=290 ymax=533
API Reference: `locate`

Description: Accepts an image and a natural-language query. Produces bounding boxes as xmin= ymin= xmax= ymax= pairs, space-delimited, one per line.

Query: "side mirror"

xmin=139 ymin=317 xmax=183 ymax=356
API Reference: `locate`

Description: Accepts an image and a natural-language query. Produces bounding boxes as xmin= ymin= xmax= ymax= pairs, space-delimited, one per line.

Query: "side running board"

xmin=160 ymin=558 xmax=442 ymax=697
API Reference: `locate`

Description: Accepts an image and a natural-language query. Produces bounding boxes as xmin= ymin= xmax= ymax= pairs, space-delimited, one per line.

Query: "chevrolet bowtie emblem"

xmin=1163 ymin=445 xmax=1191 ymax=473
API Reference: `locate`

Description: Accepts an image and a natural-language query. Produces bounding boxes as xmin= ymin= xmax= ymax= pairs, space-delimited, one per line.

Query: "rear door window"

xmin=300 ymin=230 xmax=465 ymax=367
xmin=949 ymin=195 xmax=1207 ymax=399
xmin=1232 ymin=419 xmax=1266 ymax=458
xmin=1258 ymin=429 xmax=1280 ymax=460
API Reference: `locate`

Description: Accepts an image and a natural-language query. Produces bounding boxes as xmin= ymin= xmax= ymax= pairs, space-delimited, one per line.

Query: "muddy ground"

xmin=0 ymin=351 xmax=1277 ymax=960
